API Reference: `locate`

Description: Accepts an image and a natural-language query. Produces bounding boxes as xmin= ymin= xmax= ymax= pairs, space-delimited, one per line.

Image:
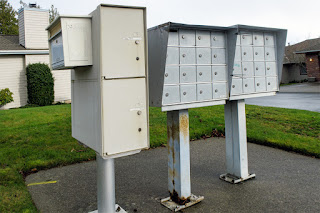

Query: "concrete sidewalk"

xmin=26 ymin=138 xmax=320 ymax=213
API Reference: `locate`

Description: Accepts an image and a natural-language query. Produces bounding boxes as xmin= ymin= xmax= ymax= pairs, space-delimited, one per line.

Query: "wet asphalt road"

xmin=245 ymin=92 xmax=320 ymax=112
xmin=26 ymin=138 xmax=320 ymax=213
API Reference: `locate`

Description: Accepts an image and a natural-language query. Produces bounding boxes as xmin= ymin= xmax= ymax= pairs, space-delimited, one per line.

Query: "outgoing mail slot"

xmin=196 ymin=31 xmax=211 ymax=46
xmin=243 ymin=78 xmax=255 ymax=94
xmin=212 ymin=48 xmax=226 ymax=64
xmin=211 ymin=32 xmax=226 ymax=48
xmin=180 ymin=48 xmax=196 ymax=64
xmin=164 ymin=66 xmax=179 ymax=84
xmin=196 ymin=48 xmax=211 ymax=64
xmin=197 ymin=66 xmax=211 ymax=82
xmin=197 ymin=83 xmax=212 ymax=101
xmin=242 ymin=62 xmax=254 ymax=77
xmin=180 ymin=66 xmax=196 ymax=83
xmin=254 ymin=62 xmax=266 ymax=76
xmin=180 ymin=84 xmax=197 ymax=103
xmin=47 ymin=16 xmax=93 ymax=70
xmin=253 ymin=32 xmax=264 ymax=46
xmin=179 ymin=30 xmax=196 ymax=46
xmin=212 ymin=66 xmax=227 ymax=81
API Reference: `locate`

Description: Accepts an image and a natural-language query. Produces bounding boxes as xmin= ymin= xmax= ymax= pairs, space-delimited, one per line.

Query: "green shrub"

xmin=0 ymin=88 xmax=14 ymax=106
xmin=26 ymin=63 xmax=54 ymax=106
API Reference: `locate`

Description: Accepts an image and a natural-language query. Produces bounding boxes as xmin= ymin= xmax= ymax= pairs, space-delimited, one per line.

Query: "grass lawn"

xmin=0 ymin=104 xmax=319 ymax=212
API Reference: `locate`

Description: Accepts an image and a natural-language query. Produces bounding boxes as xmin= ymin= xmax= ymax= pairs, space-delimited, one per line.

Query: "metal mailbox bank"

xmin=47 ymin=4 xmax=148 ymax=213
xmin=148 ymin=22 xmax=286 ymax=211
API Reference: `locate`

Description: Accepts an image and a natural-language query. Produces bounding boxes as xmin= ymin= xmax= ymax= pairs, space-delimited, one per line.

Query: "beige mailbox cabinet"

xmin=47 ymin=5 xmax=149 ymax=158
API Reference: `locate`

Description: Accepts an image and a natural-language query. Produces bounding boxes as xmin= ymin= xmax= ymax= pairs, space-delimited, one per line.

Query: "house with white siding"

xmin=0 ymin=5 xmax=71 ymax=110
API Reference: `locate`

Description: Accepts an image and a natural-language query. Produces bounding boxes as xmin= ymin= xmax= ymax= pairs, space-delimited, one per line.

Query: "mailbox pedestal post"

xmin=91 ymin=155 xmax=126 ymax=213
xmin=161 ymin=109 xmax=204 ymax=211
xmin=220 ymin=100 xmax=255 ymax=183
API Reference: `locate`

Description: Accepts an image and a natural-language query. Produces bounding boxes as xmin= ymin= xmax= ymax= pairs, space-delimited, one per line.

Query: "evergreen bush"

xmin=26 ymin=63 xmax=54 ymax=106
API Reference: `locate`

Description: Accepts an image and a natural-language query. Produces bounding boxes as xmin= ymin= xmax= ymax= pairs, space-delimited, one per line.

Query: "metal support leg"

xmin=161 ymin=109 xmax=204 ymax=212
xmin=90 ymin=154 xmax=126 ymax=213
xmin=220 ymin=100 xmax=255 ymax=184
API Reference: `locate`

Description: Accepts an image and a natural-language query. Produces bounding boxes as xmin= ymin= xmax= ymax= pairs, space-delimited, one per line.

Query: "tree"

xmin=49 ymin=5 xmax=59 ymax=23
xmin=0 ymin=0 xmax=18 ymax=35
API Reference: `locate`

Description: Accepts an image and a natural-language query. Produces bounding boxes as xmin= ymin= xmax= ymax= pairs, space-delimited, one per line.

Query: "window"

xmin=299 ymin=63 xmax=307 ymax=75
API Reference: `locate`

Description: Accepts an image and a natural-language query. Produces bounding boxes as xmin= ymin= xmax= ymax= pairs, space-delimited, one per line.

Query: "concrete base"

xmin=89 ymin=204 xmax=127 ymax=213
xmin=161 ymin=194 xmax=204 ymax=212
xmin=220 ymin=173 xmax=256 ymax=184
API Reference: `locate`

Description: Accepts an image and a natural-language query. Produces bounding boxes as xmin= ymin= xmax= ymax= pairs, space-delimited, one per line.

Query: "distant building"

xmin=282 ymin=38 xmax=320 ymax=83
xmin=0 ymin=5 xmax=71 ymax=109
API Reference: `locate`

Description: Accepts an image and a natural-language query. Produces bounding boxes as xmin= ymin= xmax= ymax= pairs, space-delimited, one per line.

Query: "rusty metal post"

xmin=161 ymin=109 xmax=204 ymax=212
xmin=220 ymin=100 xmax=255 ymax=184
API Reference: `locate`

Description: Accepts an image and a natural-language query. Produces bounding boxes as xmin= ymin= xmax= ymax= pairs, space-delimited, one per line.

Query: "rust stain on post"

xmin=179 ymin=113 xmax=189 ymax=142
xmin=170 ymin=190 xmax=191 ymax=205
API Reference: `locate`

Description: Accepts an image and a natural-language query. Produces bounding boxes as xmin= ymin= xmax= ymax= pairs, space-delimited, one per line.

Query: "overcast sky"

xmin=10 ymin=0 xmax=320 ymax=45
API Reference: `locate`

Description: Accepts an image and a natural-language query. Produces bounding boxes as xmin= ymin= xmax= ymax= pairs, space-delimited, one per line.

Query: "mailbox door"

xmin=241 ymin=46 xmax=253 ymax=61
xmin=266 ymin=62 xmax=277 ymax=76
xmin=230 ymin=78 xmax=243 ymax=96
xmin=265 ymin=47 xmax=276 ymax=61
xmin=240 ymin=32 xmax=253 ymax=45
xmin=167 ymin=47 xmax=179 ymax=65
xmin=243 ymin=78 xmax=255 ymax=94
xmin=179 ymin=30 xmax=196 ymax=46
xmin=164 ymin=66 xmax=179 ymax=84
xmin=253 ymin=47 xmax=265 ymax=61
xmin=253 ymin=32 xmax=264 ymax=46
xmin=255 ymin=77 xmax=267 ymax=92
xmin=212 ymin=66 xmax=227 ymax=81
xmin=242 ymin=62 xmax=254 ymax=77
xmin=212 ymin=48 xmax=226 ymax=64
xmin=211 ymin=32 xmax=226 ymax=48
xmin=168 ymin=31 xmax=179 ymax=46
xmin=180 ymin=66 xmax=196 ymax=83
xmin=163 ymin=85 xmax=180 ymax=105
xmin=264 ymin=33 xmax=275 ymax=46
xmin=196 ymin=48 xmax=211 ymax=64
xmin=101 ymin=7 xmax=146 ymax=79
xmin=180 ymin=48 xmax=196 ymax=64
xmin=180 ymin=84 xmax=197 ymax=103
xmin=102 ymin=78 xmax=148 ymax=155
xmin=254 ymin=62 xmax=266 ymax=76
xmin=267 ymin=77 xmax=278 ymax=91
xmin=196 ymin=31 xmax=210 ymax=46
xmin=197 ymin=83 xmax=212 ymax=101
xmin=212 ymin=82 xmax=227 ymax=99
xmin=197 ymin=66 xmax=211 ymax=83
xmin=51 ymin=33 xmax=64 ymax=69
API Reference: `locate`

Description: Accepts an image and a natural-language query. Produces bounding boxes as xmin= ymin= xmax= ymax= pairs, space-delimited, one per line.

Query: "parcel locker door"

xmin=102 ymin=78 xmax=148 ymax=155
xmin=101 ymin=7 xmax=146 ymax=78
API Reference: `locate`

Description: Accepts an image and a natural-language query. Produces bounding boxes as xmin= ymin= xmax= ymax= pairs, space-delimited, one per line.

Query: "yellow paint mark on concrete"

xmin=27 ymin=181 xmax=57 ymax=186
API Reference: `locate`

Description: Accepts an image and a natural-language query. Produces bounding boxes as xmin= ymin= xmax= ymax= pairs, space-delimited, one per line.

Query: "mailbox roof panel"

xmin=148 ymin=22 xmax=229 ymax=32
xmin=230 ymin=24 xmax=287 ymax=33
xmin=46 ymin=15 xmax=92 ymax=31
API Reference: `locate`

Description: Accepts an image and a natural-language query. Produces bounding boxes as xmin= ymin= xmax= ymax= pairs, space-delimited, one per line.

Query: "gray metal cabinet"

xmin=179 ymin=30 xmax=195 ymax=46
xmin=212 ymin=48 xmax=226 ymax=64
xmin=180 ymin=84 xmax=197 ymax=103
xmin=211 ymin=32 xmax=226 ymax=48
xmin=180 ymin=66 xmax=196 ymax=83
xmin=163 ymin=85 xmax=180 ymax=105
xmin=197 ymin=83 xmax=212 ymax=101
xmin=180 ymin=48 xmax=196 ymax=64
xmin=164 ymin=66 xmax=180 ymax=84
xmin=196 ymin=48 xmax=211 ymax=64
xmin=212 ymin=66 xmax=227 ymax=81
xmin=197 ymin=66 xmax=211 ymax=82
xmin=196 ymin=31 xmax=211 ymax=46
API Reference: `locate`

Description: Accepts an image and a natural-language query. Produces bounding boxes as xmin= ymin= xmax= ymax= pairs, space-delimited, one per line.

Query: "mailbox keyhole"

xmin=136 ymin=57 xmax=140 ymax=60
xmin=266 ymin=52 xmax=269 ymax=56
xmin=138 ymin=128 xmax=142 ymax=132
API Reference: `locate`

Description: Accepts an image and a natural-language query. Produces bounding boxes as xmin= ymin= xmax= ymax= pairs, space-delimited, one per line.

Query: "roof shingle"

xmin=0 ymin=35 xmax=26 ymax=50
xmin=284 ymin=38 xmax=320 ymax=64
